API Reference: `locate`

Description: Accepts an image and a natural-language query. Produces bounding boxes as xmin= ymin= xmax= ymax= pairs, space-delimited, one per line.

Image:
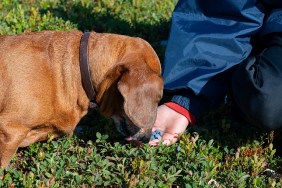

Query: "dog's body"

xmin=0 ymin=30 xmax=163 ymax=167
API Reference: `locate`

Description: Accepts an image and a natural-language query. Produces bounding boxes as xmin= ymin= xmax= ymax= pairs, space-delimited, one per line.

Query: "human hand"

xmin=149 ymin=104 xmax=189 ymax=146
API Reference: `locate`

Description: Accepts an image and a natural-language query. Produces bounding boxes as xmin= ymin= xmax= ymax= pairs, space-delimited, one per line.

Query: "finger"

xmin=149 ymin=132 xmax=179 ymax=146
xmin=148 ymin=139 xmax=160 ymax=146
xmin=149 ymin=137 xmax=177 ymax=146
xmin=162 ymin=133 xmax=179 ymax=146
xmin=162 ymin=138 xmax=178 ymax=146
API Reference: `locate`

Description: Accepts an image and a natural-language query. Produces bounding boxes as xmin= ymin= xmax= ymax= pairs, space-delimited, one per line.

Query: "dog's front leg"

xmin=0 ymin=123 xmax=28 ymax=168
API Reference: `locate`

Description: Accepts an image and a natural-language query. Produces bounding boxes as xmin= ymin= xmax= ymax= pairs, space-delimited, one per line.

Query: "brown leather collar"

xmin=79 ymin=32 xmax=96 ymax=103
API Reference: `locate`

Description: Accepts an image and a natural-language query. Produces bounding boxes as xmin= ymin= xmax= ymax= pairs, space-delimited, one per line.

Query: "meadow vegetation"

xmin=0 ymin=0 xmax=281 ymax=187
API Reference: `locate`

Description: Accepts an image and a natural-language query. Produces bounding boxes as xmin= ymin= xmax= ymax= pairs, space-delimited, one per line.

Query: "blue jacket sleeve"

xmin=163 ymin=0 xmax=265 ymax=118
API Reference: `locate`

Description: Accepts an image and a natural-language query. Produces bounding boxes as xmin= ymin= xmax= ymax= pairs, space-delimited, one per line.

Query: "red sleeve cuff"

xmin=164 ymin=102 xmax=196 ymax=125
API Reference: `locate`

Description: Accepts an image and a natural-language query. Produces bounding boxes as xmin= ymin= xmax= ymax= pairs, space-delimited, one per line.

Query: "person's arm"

xmin=163 ymin=0 xmax=265 ymax=119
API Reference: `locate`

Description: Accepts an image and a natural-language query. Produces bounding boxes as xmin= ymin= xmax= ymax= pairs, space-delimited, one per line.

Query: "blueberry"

xmin=150 ymin=129 xmax=164 ymax=140
xmin=177 ymin=146 xmax=181 ymax=152
xmin=155 ymin=129 xmax=161 ymax=134
xmin=155 ymin=134 xmax=161 ymax=139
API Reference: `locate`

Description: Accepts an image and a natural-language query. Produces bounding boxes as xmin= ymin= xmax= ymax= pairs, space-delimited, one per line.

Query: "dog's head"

xmin=96 ymin=54 xmax=163 ymax=142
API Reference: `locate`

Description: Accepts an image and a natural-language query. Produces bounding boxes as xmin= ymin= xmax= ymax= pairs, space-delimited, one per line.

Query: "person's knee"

xmin=247 ymin=99 xmax=282 ymax=131
xmin=232 ymin=33 xmax=282 ymax=131
xmin=232 ymin=81 xmax=282 ymax=131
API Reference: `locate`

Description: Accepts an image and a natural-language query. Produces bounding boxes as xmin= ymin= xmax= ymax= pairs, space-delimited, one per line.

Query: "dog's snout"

xmin=111 ymin=115 xmax=153 ymax=142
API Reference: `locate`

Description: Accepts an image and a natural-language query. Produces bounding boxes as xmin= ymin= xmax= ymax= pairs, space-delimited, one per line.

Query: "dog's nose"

xmin=139 ymin=129 xmax=153 ymax=143
xmin=141 ymin=135 xmax=150 ymax=143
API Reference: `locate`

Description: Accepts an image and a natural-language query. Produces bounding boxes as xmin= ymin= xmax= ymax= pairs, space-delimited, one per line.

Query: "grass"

xmin=0 ymin=0 xmax=282 ymax=187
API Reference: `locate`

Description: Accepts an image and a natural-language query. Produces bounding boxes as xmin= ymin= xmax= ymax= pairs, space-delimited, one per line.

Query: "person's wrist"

xmin=164 ymin=102 xmax=196 ymax=125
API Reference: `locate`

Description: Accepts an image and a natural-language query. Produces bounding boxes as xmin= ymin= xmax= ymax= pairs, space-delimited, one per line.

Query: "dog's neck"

xmin=79 ymin=32 xmax=97 ymax=108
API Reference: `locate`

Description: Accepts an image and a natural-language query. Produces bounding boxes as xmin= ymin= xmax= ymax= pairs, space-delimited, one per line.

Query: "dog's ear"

xmin=95 ymin=65 xmax=127 ymax=118
xmin=96 ymin=62 xmax=163 ymax=128
xmin=117 ymin=62 xmax=163 ymax=128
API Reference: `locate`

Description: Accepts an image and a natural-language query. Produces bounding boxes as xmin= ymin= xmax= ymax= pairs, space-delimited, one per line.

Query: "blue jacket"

xmin=163 ymin=0 xmax=282 ymax=118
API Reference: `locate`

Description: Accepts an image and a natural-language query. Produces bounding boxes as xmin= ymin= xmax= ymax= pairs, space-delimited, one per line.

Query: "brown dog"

xmin=0 ymin=30 xmax=163 ymax=167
